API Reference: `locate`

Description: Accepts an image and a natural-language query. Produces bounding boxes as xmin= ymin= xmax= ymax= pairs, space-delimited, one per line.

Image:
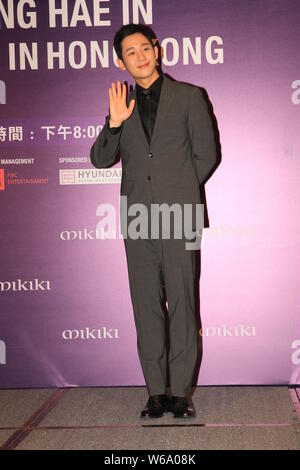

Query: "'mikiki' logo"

xmin=0 ymin=279 xmax=51 ymax=292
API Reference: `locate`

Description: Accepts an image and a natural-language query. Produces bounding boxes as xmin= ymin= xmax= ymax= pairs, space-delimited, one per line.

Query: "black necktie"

xmin=142 ymin=88 xmax=152 ymax=144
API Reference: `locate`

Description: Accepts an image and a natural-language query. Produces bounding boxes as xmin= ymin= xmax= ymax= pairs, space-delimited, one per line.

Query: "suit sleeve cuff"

xmin=107 ymin=122 xmax=122 ymax=134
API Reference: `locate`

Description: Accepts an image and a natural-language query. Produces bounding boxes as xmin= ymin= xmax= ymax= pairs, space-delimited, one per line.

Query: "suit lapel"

xmin=151 ymin=75 xmax=174 ymax=145
xmin=127 ymin=86 xmax=148 ymax=148
xmin=127 ymin=74 xmax=175 ymax=148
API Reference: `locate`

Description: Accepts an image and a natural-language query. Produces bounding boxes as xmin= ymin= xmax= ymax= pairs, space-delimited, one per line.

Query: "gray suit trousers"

xmin=123 ymin=235 xmax=198 ymax=397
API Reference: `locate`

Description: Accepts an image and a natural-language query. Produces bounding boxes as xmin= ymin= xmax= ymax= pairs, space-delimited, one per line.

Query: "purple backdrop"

xmin=0 ymin=0 xmax=300 ymax=388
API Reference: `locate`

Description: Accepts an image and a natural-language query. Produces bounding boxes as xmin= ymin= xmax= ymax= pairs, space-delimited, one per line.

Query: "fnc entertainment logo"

xmin=0 ymin=340 xmax=6 ymax=365
xmin=0 ymin=169 xmax=4 ymax=190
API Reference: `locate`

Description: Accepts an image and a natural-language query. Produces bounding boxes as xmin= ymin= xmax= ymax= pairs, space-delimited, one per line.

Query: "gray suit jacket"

xmin=90 ymin=74 xmax=217 ymax=210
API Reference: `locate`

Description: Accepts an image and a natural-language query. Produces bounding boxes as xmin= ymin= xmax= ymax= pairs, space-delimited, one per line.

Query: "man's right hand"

xmin=108 ymin=80 xmax=136 ymax=128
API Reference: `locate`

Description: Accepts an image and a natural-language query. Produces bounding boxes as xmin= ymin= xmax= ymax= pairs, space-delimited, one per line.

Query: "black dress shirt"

xmin=108 ymin=72 xmax=164 ymax=143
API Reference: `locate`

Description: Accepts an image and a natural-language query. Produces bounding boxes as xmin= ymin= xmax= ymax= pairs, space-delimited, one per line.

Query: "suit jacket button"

xmin=148 ymin=152 xmax=154 ymax=158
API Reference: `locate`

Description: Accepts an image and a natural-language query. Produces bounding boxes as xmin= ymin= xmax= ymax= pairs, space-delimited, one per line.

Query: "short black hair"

xmin=114 ymin=23 xmax=157 ymax=60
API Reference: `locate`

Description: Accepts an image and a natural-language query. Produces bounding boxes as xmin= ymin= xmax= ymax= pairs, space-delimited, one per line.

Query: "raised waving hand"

xmin=109 ymin=80 xmax=135 ymax=128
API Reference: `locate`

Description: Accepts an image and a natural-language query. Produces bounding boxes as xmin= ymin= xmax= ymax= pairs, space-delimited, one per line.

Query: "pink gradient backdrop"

xmin=0 ymin=0 xmax=299 ymax=387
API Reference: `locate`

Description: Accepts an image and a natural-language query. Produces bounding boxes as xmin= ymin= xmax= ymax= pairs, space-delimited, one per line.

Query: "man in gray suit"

xmin=90 ymin=24 xmax=217 ymax=418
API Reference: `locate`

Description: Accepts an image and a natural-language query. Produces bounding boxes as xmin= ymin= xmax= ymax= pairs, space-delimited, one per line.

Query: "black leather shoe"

xmin=169 ymin=396 xmax=196 ymax=418
xmin=140 ymin=394 xmax=170 ymax=418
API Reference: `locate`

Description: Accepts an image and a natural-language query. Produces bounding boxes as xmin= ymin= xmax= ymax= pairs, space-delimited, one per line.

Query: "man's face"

xmin=117 ymin=32 xmax=158 ymax=80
